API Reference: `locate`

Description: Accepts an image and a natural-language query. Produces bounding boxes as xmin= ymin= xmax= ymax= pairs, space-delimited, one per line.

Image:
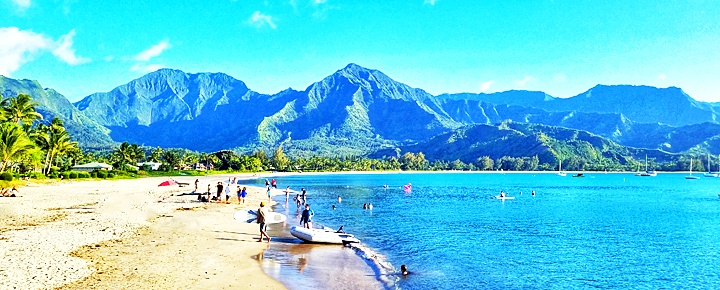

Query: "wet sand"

xmin=260 ymin=201 xmax=388 ymax=290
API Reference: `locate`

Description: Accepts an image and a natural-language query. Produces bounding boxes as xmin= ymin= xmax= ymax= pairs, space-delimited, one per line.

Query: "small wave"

xmin=347 ymin=242 xmax=400 ymax=290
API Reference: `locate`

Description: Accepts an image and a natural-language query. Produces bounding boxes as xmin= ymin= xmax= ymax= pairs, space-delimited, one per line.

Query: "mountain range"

xmin=2 ymin=64 xmax=720 ymax=162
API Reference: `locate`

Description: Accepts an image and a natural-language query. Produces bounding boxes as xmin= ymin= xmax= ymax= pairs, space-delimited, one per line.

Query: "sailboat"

xmin=557 ymin=159 xmax=566 ymax=176
xmin=639 ymin=155 xmax=657 ymax=176
xmin=703 ymin=153 xmax=718 ymax=177
xmin=686 ymin=158 xmax=700 ymax=179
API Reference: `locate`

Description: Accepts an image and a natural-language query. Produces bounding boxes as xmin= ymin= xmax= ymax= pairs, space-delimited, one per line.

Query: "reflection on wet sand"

xmin=262 ymin=241 xmax=383 ymax=289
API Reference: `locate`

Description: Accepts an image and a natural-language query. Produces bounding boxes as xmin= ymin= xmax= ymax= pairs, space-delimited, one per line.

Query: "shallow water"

xmin=255 ymin=173 xmax=720 ymax=289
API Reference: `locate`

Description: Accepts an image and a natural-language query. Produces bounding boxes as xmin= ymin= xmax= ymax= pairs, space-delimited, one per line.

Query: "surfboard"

xmin=233 ymin=210 xmax=287 ymax=224
xmin=494 ymin=196 xmax=515 ymax=200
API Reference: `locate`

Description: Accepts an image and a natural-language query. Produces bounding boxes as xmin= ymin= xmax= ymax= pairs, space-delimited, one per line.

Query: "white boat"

xmin=557 ymin=159 xmax=566 ymax=176
xmin=686 ymin=158 xmax=700 ymax=179
xmin=703 ymin=153 xmax=719 ymax=177
xmin=290 ymin=225 xmax=361 ymax=244
xmin=639 ymin=155 xmax=656 ymax=176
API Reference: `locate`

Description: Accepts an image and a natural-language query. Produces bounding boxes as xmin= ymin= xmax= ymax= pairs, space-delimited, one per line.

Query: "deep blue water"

xmin=255 ymin=173 xmax=720 ymax=289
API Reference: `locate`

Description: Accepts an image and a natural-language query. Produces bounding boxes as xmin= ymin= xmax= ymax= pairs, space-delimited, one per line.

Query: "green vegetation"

xmin=1 ymin=91 xmax=715 ymax=182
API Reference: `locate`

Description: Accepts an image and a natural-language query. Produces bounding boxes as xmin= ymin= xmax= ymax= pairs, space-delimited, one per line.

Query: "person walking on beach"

xmin=285 ymin=186 xmax=291 ymax=202
xmin=194 ymin=179 xmax=199 ymax=192
xmin=271 ymin=179 xmax=277 ymax=188
xmin=266 ymin=186 xmax=272 ymax=201
xmin=300 ymin=204 xmax=314 ymax=229
xmin=257 ymin=202 xmax=271 ymax=243
xmin=301 ymin=188 xmax=307 ymax=204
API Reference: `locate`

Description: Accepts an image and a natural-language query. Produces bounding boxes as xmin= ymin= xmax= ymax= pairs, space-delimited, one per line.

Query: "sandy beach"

xmin=0 ymin=175 xmax=286 ymax=290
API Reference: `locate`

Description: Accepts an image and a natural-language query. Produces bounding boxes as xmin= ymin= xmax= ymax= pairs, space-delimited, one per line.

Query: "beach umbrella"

xmin=158 ymin=180 xmax=178 ymax=187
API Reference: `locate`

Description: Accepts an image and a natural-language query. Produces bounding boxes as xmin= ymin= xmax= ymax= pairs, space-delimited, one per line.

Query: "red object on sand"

xmin=158 ymin=180 xmax=178 ymax=187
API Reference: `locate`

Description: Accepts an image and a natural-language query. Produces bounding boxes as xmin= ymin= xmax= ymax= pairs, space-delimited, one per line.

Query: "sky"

xmin=1 ymin=0 xmax=719 ymax=102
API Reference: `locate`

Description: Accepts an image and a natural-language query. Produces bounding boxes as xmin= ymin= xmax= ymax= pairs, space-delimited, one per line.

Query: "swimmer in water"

xmin=400 ymin=265 xmax=410 ymax=276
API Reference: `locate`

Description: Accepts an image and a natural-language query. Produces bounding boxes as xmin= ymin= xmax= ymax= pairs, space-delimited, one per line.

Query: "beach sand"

xmin=0 ymin=176 xmax=285 ymax=290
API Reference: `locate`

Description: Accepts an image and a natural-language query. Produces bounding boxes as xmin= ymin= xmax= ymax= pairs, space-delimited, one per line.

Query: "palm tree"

xmin=111 ymin=142 xmax=144 ymax=170
xmin=1 ymin=94 xmax=43 ymax=125
xmin=0 ymin=122 xmax=38 ymax=172
xmin=161 ymin=150 xmax=183 ymax=171
xmin=38 ymin=122 xmax=78 ymax=174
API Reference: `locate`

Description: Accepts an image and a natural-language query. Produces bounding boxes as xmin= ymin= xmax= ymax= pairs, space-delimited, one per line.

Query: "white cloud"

xmin=129 ymin=63 xmax=165 ymax=73
xmin=248 ymin=11 xmax=277 ymax=29
xmin=0 ymin=27 xmax=90 ymax=76
xmin=553 ymin=73 xmax=567 ymax=82
xmin=516 ymin=76 xmax=535 ymax=87
xmin=313 ymin=0 xmax=327 ymax=4
xmin=658 ymin=74 xmax=666 ymax=80
xmin=52 ymin=29 xmax=90 ymax=65
xmin=0 ymin=27 xmax=52 ymax=76
xmin=12 ymin=0 xmax=31 ymax=8
xmin=424 ymin=0 xmax=437 ymax=5
xmin=104 ymin=55 xmax=114 ymax=62
xmin=479 ymin=80 xmax=495 ymax=92
xmin=134 ymin=39 xmax=171 ymax=61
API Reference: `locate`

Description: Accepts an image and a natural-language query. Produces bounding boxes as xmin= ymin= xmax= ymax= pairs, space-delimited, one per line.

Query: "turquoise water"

xmin=259 ymin=173 xmax=720 ymax=289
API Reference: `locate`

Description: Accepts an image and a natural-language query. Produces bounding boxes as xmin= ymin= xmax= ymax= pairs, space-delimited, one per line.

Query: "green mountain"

xmin=0 ymin=76 xmax=113 ymax=148
xmin=371 ymin=121 xmax=677 ymax=169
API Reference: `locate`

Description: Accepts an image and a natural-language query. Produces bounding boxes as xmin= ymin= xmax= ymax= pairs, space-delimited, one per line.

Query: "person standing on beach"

xmin=285 ymin=186 xmax=291 ymax=202
xmin=224 ymin=183 xmax=231 ymax=203
xmin=266 ymin=186 xmax=272 ymax=201
xmin=300 ymin=204 xmax=314 ymax=229
xmin=194 ymin=179 xmax=199 ymax=192
xmin=301 ymin=188 xmax=307 ymax=204
xmin=216 ymin=182 xmax=223 ymax=202
xmin=240 ymin=187 xmax=248 ymax=204
xmin=271 ymin=179 xmax=277 ymax=188
xmin=257 ymin=202 xmax=271 ymax=243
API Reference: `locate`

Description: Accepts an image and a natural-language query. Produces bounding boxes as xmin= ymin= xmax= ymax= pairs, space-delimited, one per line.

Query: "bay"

xmin=257 ymin=172 xmax=720 ymax=289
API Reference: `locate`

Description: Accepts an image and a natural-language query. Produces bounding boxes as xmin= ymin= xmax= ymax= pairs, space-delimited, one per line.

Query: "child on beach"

xmin=266 ymin=186 xmax=271 ymax=201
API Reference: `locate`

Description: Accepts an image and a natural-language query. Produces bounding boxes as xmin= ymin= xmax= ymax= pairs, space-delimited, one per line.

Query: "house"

xmin=138 ymin=162 xmax=162 ymax=171
xmin=72 ymin=162 xmax=113 ymax=172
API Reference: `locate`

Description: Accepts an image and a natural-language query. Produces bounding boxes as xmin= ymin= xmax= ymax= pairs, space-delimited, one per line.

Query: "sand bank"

xmin=0 ymin=176 xmax=284 ymax=290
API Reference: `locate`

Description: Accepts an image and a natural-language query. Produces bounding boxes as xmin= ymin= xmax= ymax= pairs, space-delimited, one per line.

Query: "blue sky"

xmin=2 ymin=0 xmax=719 ymax=102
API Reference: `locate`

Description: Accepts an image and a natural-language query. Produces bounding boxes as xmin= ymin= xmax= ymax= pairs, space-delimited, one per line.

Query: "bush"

xmin=107 ymin=172 xmax=115 ymax=178
xmin=48 ymin=172 xmax=58 ymax=179
xmin=0 ymin=172 xmax=14 ymax=181
xmin=49 ymin=166 xmax=60 ymax=174
xmin=78 ymin=172 xmax=90 ymax=178
xmin=90 ymin=171 xmax=97 ymax=178
xmin=97 ymin=170 xmax=108 ymax=178
xmin=68 ymin=172 xmax=78 ymax=179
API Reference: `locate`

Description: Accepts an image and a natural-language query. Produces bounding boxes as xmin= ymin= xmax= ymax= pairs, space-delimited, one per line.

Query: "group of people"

xmin=1 ymin=186 xmax=18 ymax=197
xmin=193 ymin=179 xmax=249 ymax=204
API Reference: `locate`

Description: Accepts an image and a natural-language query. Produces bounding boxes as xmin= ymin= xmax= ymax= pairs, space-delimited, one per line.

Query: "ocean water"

xmin=254 ymin=173 xmax=720 ymax=289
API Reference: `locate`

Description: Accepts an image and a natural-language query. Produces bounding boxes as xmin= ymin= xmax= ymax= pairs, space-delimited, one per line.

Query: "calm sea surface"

xmin=254 ymin=172 xmax=720 ymax=289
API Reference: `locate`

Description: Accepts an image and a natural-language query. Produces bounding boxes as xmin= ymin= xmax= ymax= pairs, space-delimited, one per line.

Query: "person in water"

xmin=532 ymin=190 xmax=536 ymax=196
xmin=499 ymin=191 xmax=505 ymax=198
xmin=332 ymin=205 xmax=336 ymax=210
xmin=400 ymin=265 xmax=410 ymax=276
xmin=300 ymin=204 xmax=314 ymax=229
